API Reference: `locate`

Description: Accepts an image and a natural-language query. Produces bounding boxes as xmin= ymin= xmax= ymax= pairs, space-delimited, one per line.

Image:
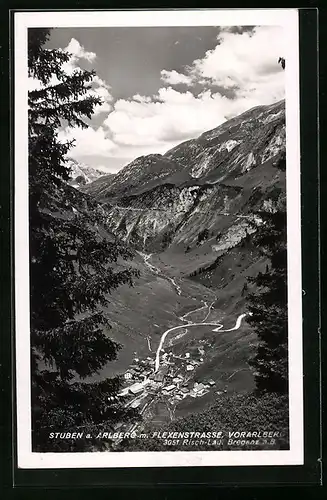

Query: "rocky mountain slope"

xmin=84 ymin=99 xmax=285 ymax=297
xmin=67 ymin=158 xmax=107 ymax=188
xmin=164 ymin=99 xmax=285 ymax=182
xmin=85 ymin=99 xmax=285 ymax=201
xmin=81 ymin=153 xmax=191 ymax=201
xmin=80 ymin=172 xmax=116 ymax=197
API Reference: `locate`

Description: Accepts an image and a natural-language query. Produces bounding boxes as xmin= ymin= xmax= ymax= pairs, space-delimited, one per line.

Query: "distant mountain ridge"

xmin=164 ymin=99 xmax=285 ymax=182
xmin=83 ymin=99 xmax=285 ymax=203
xmin=67 ymin=158 xmax=108 ymax=188
xmin=81 ymin=153 xmax=191 ymax=201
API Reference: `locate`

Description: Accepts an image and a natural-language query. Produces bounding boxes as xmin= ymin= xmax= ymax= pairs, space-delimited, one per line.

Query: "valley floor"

xmin=93 ymin=250 xmax=257 ymax=438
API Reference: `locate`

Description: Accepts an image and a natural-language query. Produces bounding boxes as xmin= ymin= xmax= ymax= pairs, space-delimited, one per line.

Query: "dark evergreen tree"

xmin=75 ymin=175 xmax=87 ymax=185
xmin=162 ymin=230 xmax=173 ymax=249
xmin=246 ymin=190 xmax=288 ymax=394
xmin=241 ymin=281 xmax=248 ymax=296
xmin=197 ymin=228 xmax=209 ymax=244
xmin=28 ymin=28 xmax=139 ymax=451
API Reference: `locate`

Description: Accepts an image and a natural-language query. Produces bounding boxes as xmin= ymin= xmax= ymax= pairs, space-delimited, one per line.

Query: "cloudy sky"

xmin=44 ymin=25 xmax=285 ymax=173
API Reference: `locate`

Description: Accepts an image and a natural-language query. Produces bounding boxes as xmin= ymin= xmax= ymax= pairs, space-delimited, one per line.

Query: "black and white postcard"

xmin=14 ymin=9 xmax=303 ymax=468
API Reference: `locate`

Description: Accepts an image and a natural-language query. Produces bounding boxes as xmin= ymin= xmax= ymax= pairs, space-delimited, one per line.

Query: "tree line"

xmin=28 ymin=28 xmax=140 ymax=451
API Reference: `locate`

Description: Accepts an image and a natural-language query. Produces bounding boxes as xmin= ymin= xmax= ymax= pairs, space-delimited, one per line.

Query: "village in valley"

xmin=115 ymin=337 xmax=226 ymax=417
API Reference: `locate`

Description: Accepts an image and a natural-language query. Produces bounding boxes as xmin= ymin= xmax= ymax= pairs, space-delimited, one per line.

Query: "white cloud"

xmin=160 ymin=26 xmax=284 ymax=102
xmin=28 ymin=77 xmax=42 ymax=92
xmin=33 ymin=27 xmax=285 ymax=171
xmin=60 ymin=38 xmax=96 ymax=77
xmin=29 ymin=37 xmax=113 ymax=116
xmin=64 ymin=38 xmax=96 ymax=64
xmin=62 ymin=39 xmax=113 ymax=115
xmin=160 ymin=69 xmax=193 ymax=86
xmin=58 ymin=125 xmax=117 ymax=158
xmin=99 ymin=25 xmax=285 ymax=159
xmin=132 ymin=94 xmax=152 ymax=103
xmin=191 ymin=26 xmax=284 ymax=90
xmin=88 ymin=74 xmax=113 ymax=115
xmin=104 ymin=86 xmax=219 ymax=149
xmin=102 ymin=81 xmax=283 ymax=155
xmin=190 ymin=26 xmax=284 ymax=94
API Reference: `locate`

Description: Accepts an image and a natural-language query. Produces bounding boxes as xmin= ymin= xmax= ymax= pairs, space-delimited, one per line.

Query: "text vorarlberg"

xmin=49 ymin=431 xmax=281 ymax=440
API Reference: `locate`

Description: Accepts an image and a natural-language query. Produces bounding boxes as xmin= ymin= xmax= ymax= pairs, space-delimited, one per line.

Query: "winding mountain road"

xmin=154 ymin=313 xmax=249 ymax=373
xmin=120 ymin=252 xmax=250 ymax=438
xmin=112 ymin=205 xmax=254 ymax=219
xmin=137 ymin=250 xmax=249 ymax=374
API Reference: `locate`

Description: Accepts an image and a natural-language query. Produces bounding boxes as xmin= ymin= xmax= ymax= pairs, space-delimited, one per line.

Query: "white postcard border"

xmin=14 ymin=8 xmax=302 ymax=469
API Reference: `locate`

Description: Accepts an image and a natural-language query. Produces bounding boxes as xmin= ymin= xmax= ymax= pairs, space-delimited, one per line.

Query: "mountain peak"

xmin=85 ymin=99 xmax=285 ymax=201
xmin=67 ymin=158 xmax=104 ymax=188
xmin=164 ymin=99 xmax=285 ymax=179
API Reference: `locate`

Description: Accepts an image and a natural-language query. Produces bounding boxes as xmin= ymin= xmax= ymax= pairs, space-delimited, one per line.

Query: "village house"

xmin=154 ymin=372 xmax=165 ymax=382
xmin=131 ymin=365 xmax=142 ymax=372
xmin=128 ymin=382 xmax=145 ymax=395
xmin=196 ymin=388 xmax=209 ymax=397
xmin=193 ymin=383 xmax=205 ymax=392
xmin=118 ymin=387 xmax=129 ymax=397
